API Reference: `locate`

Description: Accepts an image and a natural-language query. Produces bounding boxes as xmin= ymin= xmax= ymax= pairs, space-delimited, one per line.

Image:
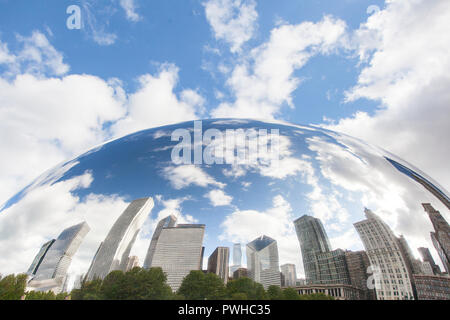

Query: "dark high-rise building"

xmin=344 ymin=250 xmax=376 ymax=300
xmin=294 ymin=215 xmax=350 ymax=285
xmin=233 ymin=267 xmax=248 ymax=279
xmin=418 ymin=247 xmax=441 ymax=275
xmin=423 ymin=203 xmax=450 ymax=273
xmin=207 ymin=247 xmax=230 ymax=283
xmin=413 ymin=274 xmax=450 ymax=300
xmin=143 ymin=215 xmax=177 ymax=269
xmin=27 ymin=239 xmax=56 ymax=276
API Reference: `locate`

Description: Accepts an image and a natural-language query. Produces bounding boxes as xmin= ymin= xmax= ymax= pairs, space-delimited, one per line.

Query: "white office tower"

xmin=230 ymin=243 xmax=242 ymax=276
xmin=143 ymin=215 xmax=177 ymax=269
xmin=86 ymin=197 xmax=153 ymax=280
xmin=27 ymin=221 xmax=90 ymax=293
xmin=281 ymin=264 xmax=297 ymax=287
xmin=149 ymin=220 xmax=205 ymax=291
xmin=354 ymin=208 xmax=415 ymax=300
xmin=246 ymin=235 xmax=281 ymax=289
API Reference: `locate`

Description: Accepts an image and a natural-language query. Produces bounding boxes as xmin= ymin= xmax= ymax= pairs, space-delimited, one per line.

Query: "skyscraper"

xmin=143 ymin=215 xmax=177 ymax=269
xmin=86 ymin=197 xmax=153 ymax=280
xmin=207 ymin=247 xmax=230 ymax=283
xmin=344 ymin=250 xmax=376 ymax=300
xmin=246 ymin=235 xmax=281 ymax=289
xmin=125 ymin=256 xmax=140 ymax=272
xmin=230 ymin=243 xmax=242 ymax=276
xmin=28 ymin=221 xmax=90 ymax=293
xmin=423 ymin=203 xmax=450 ymax=273
xmin=149 ymin=221 xmax=205 ymax=291
xmin=418 ymin=247 xmax=441 ymax=275
xmin=280 ymin=264 xmax=297 ymax=287
xmin=294 ymin=215 xmax=350 ymax=285
xmin=354 ymin=208 xmax=415 ymax=300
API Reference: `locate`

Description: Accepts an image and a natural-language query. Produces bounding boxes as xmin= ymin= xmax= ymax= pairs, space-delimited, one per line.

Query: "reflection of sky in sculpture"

xmin=0 ymin=119 xmax=448 ymax=284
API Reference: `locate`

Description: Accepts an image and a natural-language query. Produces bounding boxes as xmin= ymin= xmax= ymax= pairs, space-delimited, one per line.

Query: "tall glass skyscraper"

xmin=86 ymin=197 xmax=153 ymax=280
xmin=280 ymin=263 xmax=297 ymax=287
xmin=143 ymin=215 xmax=177 ymax=269
xmin=294 ymin=215 xmax=349 ymax=285
xmin=149 ymin=222 xmax=205 ymax=291
xmin=230 ymin=243 xmax=242 ymax=276
xmin=207 ymin=247 xmax=230 ymax=283
xmin=246 ymin=235 xmax=281 ymax=289
xmin=354 ymin=208 xmax=415 ymax=300
xmin=423 ymin=203 xmax=450 ymax=273
xmin=28 ymin=221 xmax=90 ymax=292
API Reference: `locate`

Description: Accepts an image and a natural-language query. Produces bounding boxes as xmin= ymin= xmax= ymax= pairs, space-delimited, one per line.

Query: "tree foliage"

xmin=177 ymin=271 xmax=226 ymax=300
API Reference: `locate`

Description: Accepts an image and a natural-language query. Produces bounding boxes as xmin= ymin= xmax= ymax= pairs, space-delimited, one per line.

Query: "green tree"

xmin=267 ymin=285 xmax=283 ymax=300
xmin=0 ymin=274 xmax=27 ymax=300
xmin=101 ymin=270 xmax=127 ymax=300
xmin=282 ymin=288 xmax=300 ymax=300
xmin=225 ymin=277 xmax=267 ymax=300
xmin=25 ymin=290 xmax=57 ymax=300
xmin=71 ymin=278 xmax=103 ymax=300
xmin=122 ymin=267 xmax=173 ymax=300
xmin=178 ymin=271 xmax=226 ymax=300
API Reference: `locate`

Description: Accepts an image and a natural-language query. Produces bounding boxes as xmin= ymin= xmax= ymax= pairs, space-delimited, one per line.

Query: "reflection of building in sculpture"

xmin=246 ymin=235 xmax=281 ymax=289
xmin=294 ymin=283 xmax=363 ymax=300
xmin=294 ymin=215 xmax=350 ymax=285
xmin=413 ymin=274 xmax=450 ymax=300
xmin=125 ymin=256 xmax=140 ymax=272
xmin=207 ymin=247 xmax=229 ymax=283
xmin=148 ymin=218 xmax=205 ymax=291
xmin=86 ymin=197 xmax=153 ymax=281
xmin=230 ymin=243 xmax=242 ymax=276
xmin=27 ymin=221 xmax=90 ymax=293
xmin=423 ymin=203 xmax=450 ymax=274
xmin=418 ymin=247 xmax=441 ymax=275
xmin=143 ymin=215 xmax=177 ymax=269
xmin=385 ymin=157 xmax=450 ymax=210
xmin=280 ymin=264 xmax=297 ymax=287
xmin=354 ymin=208 xmax=415 ymax=300
xmin=344 ymin=250 xmax=376 ymax=300
xmin=233 ymin=267 xmax=248 ymax=279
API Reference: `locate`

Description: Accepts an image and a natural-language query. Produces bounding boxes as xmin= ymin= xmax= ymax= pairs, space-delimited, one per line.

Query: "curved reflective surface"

xmin=0 ymin=119 xmax=448 ymax=299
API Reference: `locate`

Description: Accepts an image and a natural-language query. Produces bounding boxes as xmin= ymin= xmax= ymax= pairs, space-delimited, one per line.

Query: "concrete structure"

xmin=27 ymin=221 xmax=90 ymax=293
xmin=423 ymin=203 xmax=450 ymax=273
xmin=280 ymin=264 xmax=297 ymax=287
xmin=418 ymin=247 xmax=441 ymax=275
xmin=413 ymin=274 xmax=450 ymax=300
xmin=143 ymin=215 xmax=176 ymax=269
xmin=233 ymin=267 xmax=248 ymax=279
xmin=207 ymin=247 xmax=229 ymax=283
xmin=354 ymin=208 xmax=415 ymax=300
xmin=246 ymin=235 xmax=281 ymax=289
xmin=344 ymin=250 xmax=376 ymax=300
xmin=294 ymin=215 xmax=350 ymax=285
xmin=149 ymin=222 xmax=205 ymax=291
xmin=86 ymin=197 xmax=153 ymax=280
xmin=294 ymin=283 xmax=364 ymax=300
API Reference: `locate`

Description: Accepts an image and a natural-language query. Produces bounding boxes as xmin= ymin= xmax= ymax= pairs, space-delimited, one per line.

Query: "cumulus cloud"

xmin=120 ymin=0 xmax=141 ymax=22
xmin=211 ymin=15 xmax=348 ymax=119
xmin=162 ymin=165 xmax=226 ymax=190
xmin=327 ymin=0 xmax=450 ymax=192
xmin=112 ymin=64 xmax=205 ymax=137
xmin=205 ymin=189 xmax=233 ymax=206
xmin=203 ymin=0 xmax=258 ymax=53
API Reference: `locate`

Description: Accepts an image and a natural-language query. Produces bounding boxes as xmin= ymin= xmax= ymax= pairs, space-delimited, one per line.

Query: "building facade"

xmin=294 ymin=283 xmax=364 ymax=300
xmin=344 ymin=250 xmax=376 ymax=300
xmin=413 ymin=274 xmax=450 ymax=300
xmin=423 ymin=203 xmax=450 ymax=273
xmin=280 ymin=264 xmax=297 ymax=287
xmin=230 ymin=243 xmax=242 ymax=276
xmin=125 ymin=256 xmax=140 ymax=272
xmin=354 ymin=208 xmax=415 ymax=300
xmin=246 ymin=235 xmax=281 ymax=289
xmin=294 ymin=215 xmax=350 ymax=285
xmin=207 ymin=247 xmax=229 ymax=283
xmin=233 ymin=267 xmax=248 ymax=279
xmin=28 ymin=221 xmax=90 ymax=293
xmin=143 ymin=215 xmax=177 ymax=269
xmin=150 ymin=223 xmax=205 ymax=291
xmin=418 ymin=247 xmax=441 ymax=275
xmin=86 ymin=197 xmax=153 ymax=280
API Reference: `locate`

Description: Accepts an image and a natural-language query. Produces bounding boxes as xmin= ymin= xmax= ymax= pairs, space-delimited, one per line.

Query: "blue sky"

xmin=0 ymin=0 xmax=449 ymax=206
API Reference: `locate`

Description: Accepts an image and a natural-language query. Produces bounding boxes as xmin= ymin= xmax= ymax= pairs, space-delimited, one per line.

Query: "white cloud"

xmin=120 ymin=0 xmax=141 ymax=22
xmin=162 ymin=165 xmax=226 ymax=190
xmin=328 ymin=0 xmax=450 ymax=192
xmin=211 ymin=15 xmax=347 ymax=119
xmin=205 ymin=189 xmax=233 ymax=206
xmin=112 ymin=63 xmax=205 ymax=137
xmin=203 ymin=0 xmax=258 ymax=53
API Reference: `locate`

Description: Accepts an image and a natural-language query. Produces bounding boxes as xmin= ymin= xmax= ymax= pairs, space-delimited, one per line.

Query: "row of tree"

xmin=1 ymin=268 xmax=334 ymax=300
